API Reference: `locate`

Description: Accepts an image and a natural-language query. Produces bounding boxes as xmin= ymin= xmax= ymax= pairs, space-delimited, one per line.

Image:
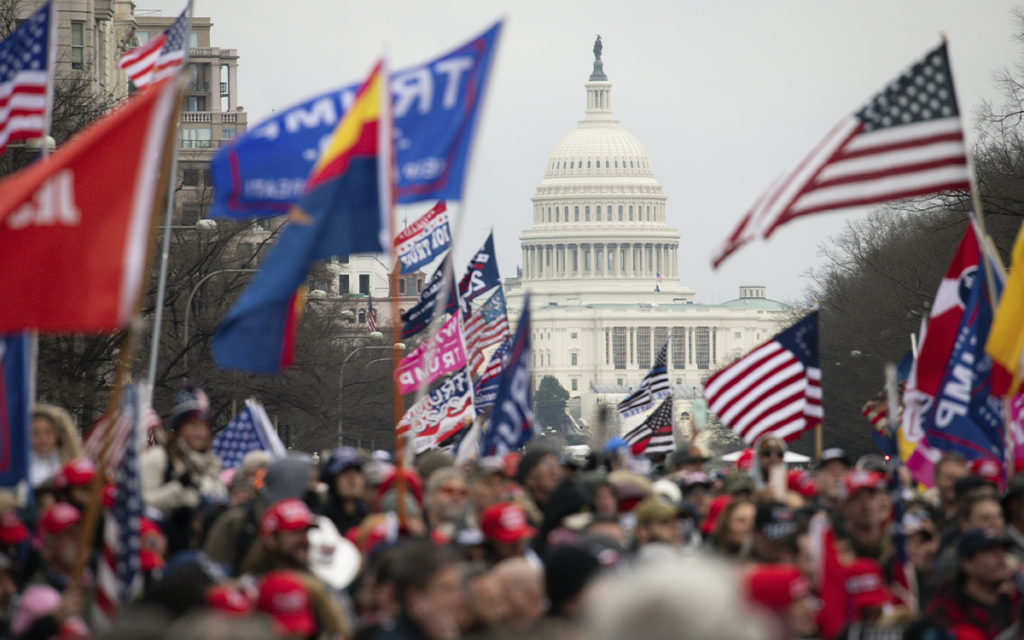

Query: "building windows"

xmin=734 ymin=331 xmax=742 ymax=339
xmin=574 ymin=206 xmax=579 ymax=222
xmin=596 ymin=205 xmax=601 ymax=221
xmin=70 ymin=21 xmax=84 ymax=69
xmin=358 ymin=309 xmax=366 ymax=324
xmin=585 ymin=206 xmax=590 ymax=221
xmin=637 ymin=327 xmax=651 ymax=369
xmin=571 ymin=378 xmax=578 ymax=392
xmin=133 ymin=30 xmax=151 ymax=46
xmin=571 ymin=332 xmax=578 ymax=339
xmin=571 ymin=352 xmax=578 ymax=366
xmin=612 ymin=327 xmax=626 ymax=369
xmin=189 ymin=31 xmax=199 ymax=48
xmin=186 ymin=95 xmax=207 ymax=112
xmin=629 ymin=328 xmax=634 ymax=365
xmin=417 ymin=279 xmax=423 ymax=293
xmin=676 ymin=378 xmax=682 ymax=385
xmin=339 ymin=274 xmax=350 ymax=294
xmin=628 ymin=205 xmax=633 ymax=221
xmin=654 ymin=327 xmax=668 ymax=358
xmin=399 ymin=279 xmax=406 ymax=294
xmin=695 ymin=327 xmax=711 ymax=370
xmin=222 ymin=127 xmax=236 ymax=140
xmin=617 ymin=378 xmax=623 ymax=386
xmin=587 ymin=160 xmax=591 ymax=168
xmin=181 ymin=127 xmax=212 ymax=148
xmin=358 ymin=274 xmax=370 ymax=295
xmin=605 ymin=329 xmax=610 ymax=365
xmin=618 ymin=205 xmax=623 ymax=221
xmin=181 ymin=168 xmax=201 ymax=186
xmin=548 ymin=208 xmax=552 ymax=223
xmin=605 ymin=160 xmax=609 ymax=168
xmin=647 ymin=205 xmax=651 ymax=220
xmin=614 ymin=159 xmax=618 ymax=168
xmin=671 ymin=327 xmax=686 ymax=369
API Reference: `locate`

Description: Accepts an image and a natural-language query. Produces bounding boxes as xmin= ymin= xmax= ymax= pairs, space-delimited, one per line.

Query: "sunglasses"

xmin=760 ymin=449 xmax=784 ymax=459
xmin=440 ymin=486 xmax=468 ymax=497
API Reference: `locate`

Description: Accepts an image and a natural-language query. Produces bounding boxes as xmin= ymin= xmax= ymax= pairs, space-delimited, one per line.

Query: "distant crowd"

xmin=2 ymin=384 xmax=1023 ymax=639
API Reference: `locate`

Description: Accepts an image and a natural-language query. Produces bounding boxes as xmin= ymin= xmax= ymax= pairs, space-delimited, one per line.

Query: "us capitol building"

xmin=505 ymin=37 xmax=790 ymax=431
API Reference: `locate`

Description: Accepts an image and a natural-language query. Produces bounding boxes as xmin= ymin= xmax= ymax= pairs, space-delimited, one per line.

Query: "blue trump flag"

xmin=923 ymin=250 xmax=1006 ymax=464
xmin=482 ymin=295 xmax=533 ymax=456
xmin=209 ymin=22 xmax=502 ymax=219
xmin=459 ymin=231 xmax=501 ymax=304
xmin=401 ymin=256 xmax=459 ymax=340
xmin=0 ymin=334 xmax=31 ymax=487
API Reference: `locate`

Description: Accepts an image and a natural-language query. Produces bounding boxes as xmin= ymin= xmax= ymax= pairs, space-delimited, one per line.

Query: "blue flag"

xmin=474 ymin=340 xmax=510 ymax=415
xmin=0 ymin=334 xmax=30 ymax=488
xmin=482 ymin=295 xmax=533 ymax=456
xmin=213 ymin=399 xmax=287 ymax=469
xmin=401 ymin=256 xmax=459 ymax=340
xmin=459 ymin=232 xmax=501 ymax=304
xmin=923 ymin=253 xmax=1006 ymax=463
xmin=209 ymin=22 xmax=502 ymax=219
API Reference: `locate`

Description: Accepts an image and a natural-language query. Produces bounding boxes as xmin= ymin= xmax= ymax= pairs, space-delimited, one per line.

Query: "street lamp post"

xmin=181 ymin=268 xmax=257 ymax=370
xmin=337 ymin=342 xmax=405 ymax=446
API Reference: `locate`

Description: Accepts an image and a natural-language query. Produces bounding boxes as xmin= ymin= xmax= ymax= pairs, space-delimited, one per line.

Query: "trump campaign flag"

xmin=212 ymin=399 xmax=287 ymax=469
xmin=394 ymin=313 xmax=468 ymax=394
xmin=396 ymin=369 xmax=475 ymax=454
xmin=0 ymin=77 xmax=179 ymax=332
xmin=713 ymin=42 xmax=970 ymax=268
xmin=459 ymin=232 xmax=501 ymax=304
xmin=474 ymin=339 xmax=510 ymax=415
xmin=213 ymin=62 xmax=390 ymax=374
xmin=703 ymin=311 xmax=822 ymax=444
xmin=209 ymin=23 xmax=501 ymax=218
xmin=481 ymin=295 xmax=533 ymax=457
xmin=401 ymin=256 xmax=459 ymax=340
xmin=0 ymin=2 xmax=55 ymax=155
xmin=395 ymin=201 xmax=450 ymax=274
xmin=0 ymin=335 xmax=30 ymax=487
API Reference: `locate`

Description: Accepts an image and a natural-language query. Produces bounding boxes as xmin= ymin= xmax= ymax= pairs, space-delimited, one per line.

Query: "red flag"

xmin=0 ymin=78 xmax=179 ymax=333
xmin=809 ymin=513 xmax=848 ymax=639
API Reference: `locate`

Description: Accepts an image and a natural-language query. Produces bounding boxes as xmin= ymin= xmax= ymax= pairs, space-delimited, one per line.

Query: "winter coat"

xmin=140 ymin=440 xmax=226 ymax=517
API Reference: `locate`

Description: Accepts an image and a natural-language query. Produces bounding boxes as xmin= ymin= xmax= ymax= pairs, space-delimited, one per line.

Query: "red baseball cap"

xmin=207 ymin=585 xmax=253 ymax=616
xmin=0 ymin=509 xmax=28 ymax=546
xmin=745 ymin=564 xmax=811 ymax=613
xmin=968 ymin=458 xmax=1002 ymax=487
xmin=54 ymin=458 xmax=96 ymax=490
xmin=38 ymin=503 xmax=81 ymax=537
xmin=481 ymin=502 xmax=535 ymax=544
xmin=257 ymin=571 xmax=316 ymax=637
xmin=702 ymin=494 xmax=732 ymax=535
xmin=844 ymin=558 xmax=894 ymax=613
xmin=843 ymin=470 xmax=886 ymax=498
xmin=736 ymin=449 xmax=755 ymax=472
xmin=139 ymin=518 xmax=165 ymax=572
xmin=260 ymin=499 xmax=315 ymax=537
xmin=787 ymin=470 xmax=817 ymax=498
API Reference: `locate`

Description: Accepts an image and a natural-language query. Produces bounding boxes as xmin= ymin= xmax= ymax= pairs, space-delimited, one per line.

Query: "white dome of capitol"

xmin=544 ymin=126 xmax=655 ymax=180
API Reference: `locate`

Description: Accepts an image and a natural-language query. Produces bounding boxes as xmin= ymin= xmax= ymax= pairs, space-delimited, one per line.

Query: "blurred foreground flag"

xmin=0 ymin=78 xmax=179 ymax=332
xmin=213 ymin=399 xmax=286 ymax=469
xmin=713 ymin=42 xmax=970 ymax=268
xmin=0 ymin=3 xmax=54 ymax=155
xmin=0 ymin=335 xmax=30 ymax=487
xmin=703 ymin=311 xmax=822 ymax=444
xmin=213 ymin=62 xmax=390 ymax=374
xmin=481 ymin=294 xmax=533 ymax=457
xmin=117 ymin=1 xmax=189 ymax=89
xmin=987 ymin=222 xmax=1024 ymax=397
xmin=210 ymin=22 xmax=501 ymax=218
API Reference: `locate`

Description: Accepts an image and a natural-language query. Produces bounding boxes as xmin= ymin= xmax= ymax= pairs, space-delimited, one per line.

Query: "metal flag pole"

xmin=147 ymin=0 xmax=194 ymax=387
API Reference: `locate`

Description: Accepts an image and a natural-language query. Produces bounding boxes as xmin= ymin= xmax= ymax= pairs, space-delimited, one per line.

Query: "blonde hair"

xmin=32 ymin=403 xmax=83 ymax=462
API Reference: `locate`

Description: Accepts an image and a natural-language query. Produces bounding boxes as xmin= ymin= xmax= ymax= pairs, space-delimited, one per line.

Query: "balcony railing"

xmin=181 ymin=111 xmax=246 ymax=125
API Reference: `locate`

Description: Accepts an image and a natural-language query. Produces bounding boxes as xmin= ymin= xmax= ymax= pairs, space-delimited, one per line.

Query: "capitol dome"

xmin=517 ymin=36 xmax=690 ymax=303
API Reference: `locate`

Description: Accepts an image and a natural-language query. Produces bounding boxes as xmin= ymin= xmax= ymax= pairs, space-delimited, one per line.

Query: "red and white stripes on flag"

xmin=712 ymin=42 xmax=970 ymax=268
xmin=703 ymin=311 xmax=822 ymax=444
xmin=463 ymin=287 xmax=510 ymax=373
xmin=118 ymin=1 xmax=190 ymax=89
xmin=83 ymin=404 xmax=161 ymax=478
xmin=623 ymin=396 xmax=675 ymax=455
xmin=0 ymin=3 xmax=54 ymax=155
xmin=367 ymin=294 xmax=378 ymax=333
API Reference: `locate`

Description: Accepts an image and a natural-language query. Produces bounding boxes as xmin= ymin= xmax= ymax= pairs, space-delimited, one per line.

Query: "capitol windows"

xmin=647 ymin=206 xmax=651 ymax=221
xmin=630 ymin=160 xmax=635 ymax=168
xmin=595 ymin=205 xmax=601 ymax=221
xmin=547 ymin=207 xmax=552 ymax=222
xmin=574 ymin=206 xmax=579 ymax=221
xmin=585 ymin=206 xmax=590 ymax=221
xmin=637 ymin=327 xmax=652 ymax=369
xmin=605 ymin=160 xmax=609 ymax=168
xmin=654 ymin=327 xmax=668 ymax=359
xmin=587 ymin=160 xmax=591 ymax=168
xmin=571 ymin=352 xmax=578 ymax=366
xmin=695 ymin=327 xmax=711 ymax=370
xmin=571 ymin=379 xmax=578 ymax=392
xmin=628 ymin=205 xmax=633 ymax=221
xmin=617 ymin=205 xmax=623 ymax=221
xmin=614 ymin=159 xmax=618 ymax=168
xmin=671 ymin=327 xmax=686 ymax=369
xmin=612 ymin=327 xmax=627 ymax=370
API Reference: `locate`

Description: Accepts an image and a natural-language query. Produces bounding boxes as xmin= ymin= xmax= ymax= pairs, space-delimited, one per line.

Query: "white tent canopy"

xmin=719 ymin=450 xmax=810 ymax=464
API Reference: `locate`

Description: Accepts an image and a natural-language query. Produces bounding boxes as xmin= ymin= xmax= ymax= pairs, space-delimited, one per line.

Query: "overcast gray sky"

xmin=146 ymin=0 xmax=1023 ymax=304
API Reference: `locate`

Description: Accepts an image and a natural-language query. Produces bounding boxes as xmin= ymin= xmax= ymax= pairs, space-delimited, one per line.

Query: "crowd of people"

xmin=3 ymin=384 xmax=1024 ymax=639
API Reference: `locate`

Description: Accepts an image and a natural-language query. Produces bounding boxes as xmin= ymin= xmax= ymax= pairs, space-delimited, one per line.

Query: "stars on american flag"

xmin=858 ymin=50 xmax=958 ymax=132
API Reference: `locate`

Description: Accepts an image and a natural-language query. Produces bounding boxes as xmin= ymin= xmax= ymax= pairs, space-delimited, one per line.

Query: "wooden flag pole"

xmin=71 ymin=77 xmax=184 ymax=588
xmin=815 ymin=423 xmax=823 ymax=462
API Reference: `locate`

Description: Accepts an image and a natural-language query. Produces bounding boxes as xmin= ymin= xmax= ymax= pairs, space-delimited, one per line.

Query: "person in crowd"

xmin=840 ymin=470 xmax=890 ymax=561
xmin=464 ymin=458 xmax=506 ymax=528
xmin=458 ymin=566 xmax=508 ymax=637
xmin=492 ymin=557 xmax=545 ymax=635
xmin=679 ymin=470 xmax=712 ymax=525
xmin=255 ymin=570 xmax=318 ymax=639
xmin=240 ymin=498 xmax=316 ymax=577
xmin=515 ymin=443 xmax=564 ymax=526
xmin=29 ymin=404 xmax=82 ymax=490
xmin=813 ymin=447 xmax=851 ymax=511
xmin=751 ymin=501 xmax=800 ymax=565
xmin=633 ymin=497 xmax=682 ymax=556
xmin=373 ymin=541 xmax=465 ymax=640
xmin=591 ymin=479 xmax=618 ymax=518
xmin=1001 ymin=473 xmax=1024 ymax=564
xmin=903 ymin=507 xmax=941 ymax=608
xmin=927 ymin=528 xmax=1019 ymax=637
xmin=933 ymin=453 xmax=969 ymax=529
xmin=423 ymin=467 xmax=468 ymax=540
xmin=30 ymin=503 xmax=82 ymax=593
xmin=933 ymin=492 xmax=1006 ymax=586
xmin=320 ymin=446 xmax=370 ymax=534
xmin=752 ymin=434 xmax=788 ymax=490
xmin=668 ymin=445 xmax=710 ymax=476
xmin=226 ymin=450 xmax=272 ymax=508
xmin=745 ymin=563 xmax=818 ymax=638
xmin=710 ymin=496 xmax=755 ymax=558
xmin=52 ymin=458 xmax=95 ymax=513
xmin=141 ymin=382 xmax=226 ymax=555
xmin=540 ymin=544 xmax=601 ymax=637
xmin=480 ymin=502 xmax=536 ymax=565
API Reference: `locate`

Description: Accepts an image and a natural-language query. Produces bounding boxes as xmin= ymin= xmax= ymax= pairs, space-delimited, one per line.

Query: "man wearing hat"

xmin=669 ymin=445 xmax=710 ymax=476
xmin=926 ymin=528 xmax=1019 ymax=637
xmin=240 ymin=498 xmax=317 ymax=577
xmin=320 ymin=446 xmax=369 ymax=535
xmin=633 ymin=498 xmax=682 ymax=552
xmin=481 ymin=502 xmax=536 ymax=565
xmin=840 ymin=471 xmax=889 ymax=561
xmin=814 ymin=448 xmax=850 ymax=511
xmin=751 ymin=502 xmax=800 ymax=565
xmin=516 ymin=442 xmax=564 ymax=527
xmin=29 ymin=503 xmax=83 ymax=593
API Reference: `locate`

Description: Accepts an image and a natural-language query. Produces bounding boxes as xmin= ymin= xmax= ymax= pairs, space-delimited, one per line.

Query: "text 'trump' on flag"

xmin=703 ymin=310 xmax=823 ymax=444
xmin=712 ymin=42 xmax=970 ymax=269
xmin=213 ymin=61 xmax=390 ymax=375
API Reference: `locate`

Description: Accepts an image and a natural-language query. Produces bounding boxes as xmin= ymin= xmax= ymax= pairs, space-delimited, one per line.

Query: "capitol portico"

xmin=506 ymin=37 xmax=790 ymax=431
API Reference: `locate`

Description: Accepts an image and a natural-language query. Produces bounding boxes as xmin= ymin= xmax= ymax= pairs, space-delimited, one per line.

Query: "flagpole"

xmin=146 ymin=0 xmax=194 ymax=388
xmin=72 ymin=78 xmax=184 ymax=589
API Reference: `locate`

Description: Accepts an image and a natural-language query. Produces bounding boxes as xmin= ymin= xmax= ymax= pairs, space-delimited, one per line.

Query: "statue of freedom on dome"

xmin=590 ymin=35 xmax=607 ymax=81
xmin=593 ymin=35 xmax=602 ymax=60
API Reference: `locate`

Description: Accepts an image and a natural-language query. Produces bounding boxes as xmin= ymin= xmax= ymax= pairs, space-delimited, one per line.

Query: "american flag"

xmin=623 ymin=396 xmax=675 ymax=455
xmin=94 ymin=384 xmax=145 ymax=630
xmin=703 ymin=311 xmax=822 ymax=444
xmin=118 ymin=1 xmax=191 ymax=89
xmin=617 ymin=342 xmax=671 ymax=417
xmin=83 ymin=403 xmax=161 ymax=478
xmin=474 ymin=339 xmax=510 ymax=415
xmin=463 ymin=287 xmax=510 ymax=373
xmin=367 ymin=294 xmax=378 ymax=333
xmin=0 ymin=3 xmax=53 ymax=155
xmin=713 ymin=42 xmax=970 ymax=268
xmin=212 ymin=399 xmax=286 ymax=469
